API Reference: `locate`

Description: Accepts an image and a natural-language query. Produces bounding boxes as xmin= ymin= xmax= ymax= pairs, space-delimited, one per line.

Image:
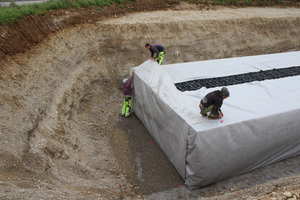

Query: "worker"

xmin=122 ymin=71 xmax=134 ymax=117
xmin=199 ymin=87 xmax=230 ymax=119
xmin=145 ymin=43 xmax=166 ymax=65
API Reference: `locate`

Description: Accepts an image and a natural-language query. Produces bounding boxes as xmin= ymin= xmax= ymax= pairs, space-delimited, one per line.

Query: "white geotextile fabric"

xmin=132 ymin=51 xmax=300 ymax=189
xmin=162 ymin=51 xmax=300 ymax=83
xmin=132 ymin=61 xmax=191 ymax=178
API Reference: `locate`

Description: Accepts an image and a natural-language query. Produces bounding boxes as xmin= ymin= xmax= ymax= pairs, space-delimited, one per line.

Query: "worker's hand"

xmin=220 ymin=110 xmax=223 ymax=116
xmin=148 ymin=57 xmax=153 ymax=60
xmin=132 ymin=71 xmax=134 ymax=75
xmin=154 ymin=58 xmax=157 ymax=61
xmin=218 ymin=112 xmax=223 ymax=118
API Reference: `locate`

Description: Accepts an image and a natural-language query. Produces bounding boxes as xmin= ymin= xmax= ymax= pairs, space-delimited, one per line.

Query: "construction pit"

xmin=1 ymin=6 xmax=300 ymax=200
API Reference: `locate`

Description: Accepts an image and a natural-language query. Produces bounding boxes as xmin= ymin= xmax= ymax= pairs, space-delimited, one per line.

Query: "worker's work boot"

xmin=200 ymin=111 xmax=207 ymax=117
xmin=122 ymin=98 xmax=126 ymax=116
xmin=125 ymin=107 xmax=130 ymax=117
xmin=208 ymin=115 xmax=219 ymax=120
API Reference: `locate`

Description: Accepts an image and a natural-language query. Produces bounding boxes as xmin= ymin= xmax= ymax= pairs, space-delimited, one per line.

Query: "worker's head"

xmin=145 ymin=43 xmax=150 ymax=50
xmin=123 ymin=78 xmax=128 ymax=84
xmin=221 ymin=87 xmax=230 ymax=98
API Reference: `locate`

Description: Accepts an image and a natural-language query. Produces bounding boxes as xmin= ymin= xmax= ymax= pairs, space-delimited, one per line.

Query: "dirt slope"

xmin=1 ymin=3 xmax=300 ymax=200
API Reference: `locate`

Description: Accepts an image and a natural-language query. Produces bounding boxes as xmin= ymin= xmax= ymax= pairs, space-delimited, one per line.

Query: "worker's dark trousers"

xmin=122 ymin=96 xmax=131 ymax=117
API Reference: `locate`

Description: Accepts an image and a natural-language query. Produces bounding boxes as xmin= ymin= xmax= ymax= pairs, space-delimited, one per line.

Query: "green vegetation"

xmin=0 ymin=0 xmax=124 ymax=25
xmin=257 ymin=0 xmax=265 ymax=5
xmin=244 ymin=0 xmax=253 ymax=5
xmin=96 ymin=6 xmax=103 ymax=11
xmin=212 ymin=0 xmax=225 ymax=5
xmin=0 ymin=0 xmax=297 ymax=25
xmin=226 ymin=0 xmax=238 ymax=4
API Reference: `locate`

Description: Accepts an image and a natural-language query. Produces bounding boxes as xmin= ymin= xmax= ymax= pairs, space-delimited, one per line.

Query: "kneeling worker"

xmin=122 ymin=71 xmax=134 ymax=117
xmin=199 ymin=87 xmax=230 ymax=119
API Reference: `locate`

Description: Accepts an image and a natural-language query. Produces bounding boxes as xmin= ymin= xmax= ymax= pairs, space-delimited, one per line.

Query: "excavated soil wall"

xmin=1 ymin=8 xmax=300 ymax=199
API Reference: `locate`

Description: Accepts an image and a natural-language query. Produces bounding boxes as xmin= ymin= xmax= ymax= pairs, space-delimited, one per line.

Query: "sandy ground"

xmin=0 ymin=5 xmax=300 ymax=200
xmin=103 ymin=7 xmax=300 ymax=24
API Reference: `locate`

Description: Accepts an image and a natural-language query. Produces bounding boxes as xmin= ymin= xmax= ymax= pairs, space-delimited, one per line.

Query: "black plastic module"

xmin=175 ymin=66 xmax=300 ymax=92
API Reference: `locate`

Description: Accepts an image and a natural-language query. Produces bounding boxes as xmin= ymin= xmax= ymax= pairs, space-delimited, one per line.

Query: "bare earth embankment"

xmin=1 ymin=5 xmax=300 ymax=200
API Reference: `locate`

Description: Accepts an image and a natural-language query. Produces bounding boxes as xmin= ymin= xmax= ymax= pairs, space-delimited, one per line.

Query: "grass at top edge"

xmin=0 ymin=0 xmax=299 ymax=25
xmin=0 ymin=0 xmax=118 ymax=25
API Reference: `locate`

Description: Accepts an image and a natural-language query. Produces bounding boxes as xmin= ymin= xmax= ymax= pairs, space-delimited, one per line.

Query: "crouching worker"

xmin=199 ymin=87 xmax=230 ymax=120
xmin=145 ymin=43 xmax=166 ymax=65
xmin=122 ymin=71 xmax=134 ymax=117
